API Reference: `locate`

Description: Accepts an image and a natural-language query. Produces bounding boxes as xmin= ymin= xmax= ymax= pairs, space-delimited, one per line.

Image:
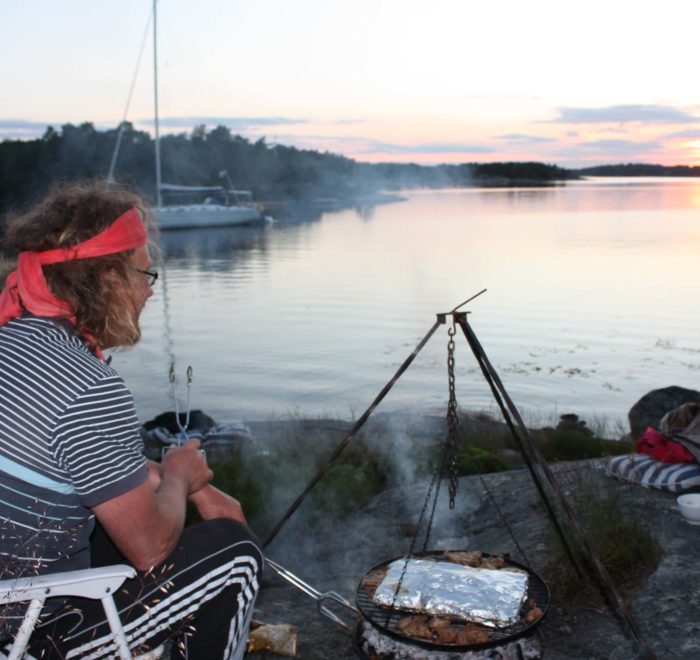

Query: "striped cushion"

xmin=607 ymin=454 xmax=700 ymax=493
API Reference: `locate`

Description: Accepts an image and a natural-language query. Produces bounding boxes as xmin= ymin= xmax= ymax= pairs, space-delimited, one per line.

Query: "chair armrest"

xmin=0 ymin=564 xmax=136 ymax=604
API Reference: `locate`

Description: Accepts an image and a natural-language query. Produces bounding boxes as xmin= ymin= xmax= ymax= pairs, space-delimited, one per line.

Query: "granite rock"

xmin=253 ymin=456 xmax=699 ymax=660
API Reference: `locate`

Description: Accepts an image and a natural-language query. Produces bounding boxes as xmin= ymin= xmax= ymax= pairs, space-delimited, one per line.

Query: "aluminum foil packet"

xmin=372 ymin=558 xmax=528 ymax=627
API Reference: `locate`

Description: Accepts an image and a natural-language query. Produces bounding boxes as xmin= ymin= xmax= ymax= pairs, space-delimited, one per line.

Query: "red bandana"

xmin=0 ymin=208 xmax=148 ymax=354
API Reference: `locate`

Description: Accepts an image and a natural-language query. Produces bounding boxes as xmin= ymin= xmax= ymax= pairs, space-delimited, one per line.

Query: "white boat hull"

xmin=155 ymin=204 xmax=263 ymax=230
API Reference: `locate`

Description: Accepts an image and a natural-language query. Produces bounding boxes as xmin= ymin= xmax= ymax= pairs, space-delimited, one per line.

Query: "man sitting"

xmin=0 ymin=182 xmax=262 ymax=659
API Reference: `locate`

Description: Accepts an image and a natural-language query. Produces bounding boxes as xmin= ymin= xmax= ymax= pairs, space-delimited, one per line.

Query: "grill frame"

xmin=355 ymin=550 xmax=549 ymax=652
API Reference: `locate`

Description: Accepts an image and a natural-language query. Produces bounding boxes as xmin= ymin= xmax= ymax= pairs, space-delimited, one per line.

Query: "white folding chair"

xmin=0 ymin=564 xmax=161 ymax=660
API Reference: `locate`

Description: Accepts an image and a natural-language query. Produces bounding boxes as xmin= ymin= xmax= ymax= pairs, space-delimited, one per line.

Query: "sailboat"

xmin=151 ymin=0 xmax=264 ymax=230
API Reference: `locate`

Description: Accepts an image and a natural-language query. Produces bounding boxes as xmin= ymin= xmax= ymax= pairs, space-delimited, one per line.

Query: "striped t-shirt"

xmin=0 ymin=315 xmax=147 ymax=583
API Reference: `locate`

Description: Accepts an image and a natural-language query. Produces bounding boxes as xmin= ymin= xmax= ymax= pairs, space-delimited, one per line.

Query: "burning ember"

xmin=356 ymin=619 xmax=542 ymax=660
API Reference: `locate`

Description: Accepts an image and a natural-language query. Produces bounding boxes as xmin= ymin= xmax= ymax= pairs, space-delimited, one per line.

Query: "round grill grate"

xmin=355 ymin=551 xmax=549 ymax=652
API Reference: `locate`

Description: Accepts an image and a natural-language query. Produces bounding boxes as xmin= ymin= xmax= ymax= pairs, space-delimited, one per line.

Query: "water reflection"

xmin=159 ymin=225 xmax=270 ymax=261
xmin=409 ymin=178 xmax=700 ymax=215
xmin=115 ymin=178 xmax=700 ymax=433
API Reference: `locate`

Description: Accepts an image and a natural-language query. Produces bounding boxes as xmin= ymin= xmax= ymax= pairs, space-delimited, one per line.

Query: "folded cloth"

xmin=636 ymin=426 xmax=695 ymax=463
xmin=659 ymin=402 xmax=700 ymax=463
xmin=607 ymin=454 xmax=700 ymax=492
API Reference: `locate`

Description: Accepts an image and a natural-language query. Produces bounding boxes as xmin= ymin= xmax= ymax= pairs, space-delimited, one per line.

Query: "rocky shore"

xmin=252 ymin=449 xmax=699 ymax=659
xmin=144 ymin=393 xmax=700 ymax=659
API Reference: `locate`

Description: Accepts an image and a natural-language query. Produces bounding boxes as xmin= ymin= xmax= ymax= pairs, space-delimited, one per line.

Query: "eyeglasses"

xmin=132 ymin=267 xmax=159 ymax=286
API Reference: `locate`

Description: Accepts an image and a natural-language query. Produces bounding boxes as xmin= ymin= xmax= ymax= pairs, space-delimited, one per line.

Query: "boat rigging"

xmin=109 ymin=0 xmax=265 ymax=230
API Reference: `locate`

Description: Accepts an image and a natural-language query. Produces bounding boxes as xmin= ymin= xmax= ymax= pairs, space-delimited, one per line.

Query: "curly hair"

xmin=2 ymin=180 xmax=156 ymax=350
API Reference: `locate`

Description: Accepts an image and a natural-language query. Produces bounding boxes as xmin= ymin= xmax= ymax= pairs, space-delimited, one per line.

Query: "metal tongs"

xmin=265 ymin=558 xmax=359 ymax=630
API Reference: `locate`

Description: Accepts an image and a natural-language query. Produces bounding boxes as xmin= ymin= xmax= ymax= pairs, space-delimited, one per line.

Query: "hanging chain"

xmin=445 ymin=324 xmax=460 ymax=509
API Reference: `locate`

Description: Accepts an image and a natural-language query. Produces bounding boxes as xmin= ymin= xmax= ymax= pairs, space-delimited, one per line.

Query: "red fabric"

xmin=0 ymin=208 xmax=147 ymax=357
xmin=636 ymin=426 xmax=695 ymax=463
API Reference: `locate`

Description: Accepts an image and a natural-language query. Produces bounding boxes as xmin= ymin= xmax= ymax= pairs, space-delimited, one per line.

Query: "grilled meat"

xmin=360 ymin=567 xmax=388 ymax=596
xmin=396 ymin=614 xmax=493 ymax=646
xmin=396 ymin=614 xmax=433 ymax=639
xmin=442 ymin=550 xmax=505 ymax=570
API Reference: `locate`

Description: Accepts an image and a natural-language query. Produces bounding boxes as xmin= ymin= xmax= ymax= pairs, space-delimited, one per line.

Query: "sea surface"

xmin=112 ymin=177 xmax=700 ymax=436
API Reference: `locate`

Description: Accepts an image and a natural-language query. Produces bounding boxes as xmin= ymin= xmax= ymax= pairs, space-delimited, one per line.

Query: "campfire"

xmin=261 ymin=308 xmax=654 ymax=657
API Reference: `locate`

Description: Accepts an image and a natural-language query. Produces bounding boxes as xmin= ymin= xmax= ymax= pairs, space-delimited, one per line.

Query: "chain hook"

xmin=169 ymin=364 xmax=193 ymax=445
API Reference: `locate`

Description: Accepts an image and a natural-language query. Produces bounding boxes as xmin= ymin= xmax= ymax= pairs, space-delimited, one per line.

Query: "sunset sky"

xmin=1 ymin=0 xmax=699 ymax=167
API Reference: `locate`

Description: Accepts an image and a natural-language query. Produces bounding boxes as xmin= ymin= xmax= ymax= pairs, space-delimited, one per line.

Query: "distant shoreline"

xmin=3 ymin=122 xmax=699 ymax=216
xmin=573 ymin=163 xmax=700 ymax=177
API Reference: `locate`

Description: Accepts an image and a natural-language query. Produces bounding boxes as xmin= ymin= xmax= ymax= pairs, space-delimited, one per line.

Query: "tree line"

xmin=5 ymin=122 xmax=695 ymax=216
xmin=0 ymin=122 xmax=361 ymax=214
xmin=575 ymin=163 xmax=700 ymax=177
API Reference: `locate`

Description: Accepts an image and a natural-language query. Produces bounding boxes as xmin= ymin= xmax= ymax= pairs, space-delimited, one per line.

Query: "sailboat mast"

xmin=153 ymin=0 xmax=162 ymax=207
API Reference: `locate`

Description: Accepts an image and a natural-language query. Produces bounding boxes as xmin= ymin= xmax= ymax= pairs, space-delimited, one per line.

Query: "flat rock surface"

xmin=250 ymin=454 xmax=700 ymax=659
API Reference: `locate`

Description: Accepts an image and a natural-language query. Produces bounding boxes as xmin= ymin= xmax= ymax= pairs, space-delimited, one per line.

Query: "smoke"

xmin=252 ymin=411 xmax=481 ymax=586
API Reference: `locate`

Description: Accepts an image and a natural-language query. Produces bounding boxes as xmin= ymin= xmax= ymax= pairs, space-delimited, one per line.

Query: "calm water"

xmin=112 ymin=178 xmax=700 ymax=436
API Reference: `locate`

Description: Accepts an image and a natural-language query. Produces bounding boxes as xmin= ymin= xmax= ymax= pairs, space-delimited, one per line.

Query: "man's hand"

xmin=189 ymin=485 xmax=247 ymax=524
xmin=93 ymin=439 xmax=213 ymax=571
xmin=160 ymin=439 xmax=213 ymax=494
xmin=146 ymin=459 xmax=161 ymax=488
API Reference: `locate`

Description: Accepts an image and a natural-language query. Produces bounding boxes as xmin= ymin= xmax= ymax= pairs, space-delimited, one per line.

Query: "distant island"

xmin=574 ymin=163 xmax=700 ymax=177
xmin=1 ymin=122 xmax=699 ymax=216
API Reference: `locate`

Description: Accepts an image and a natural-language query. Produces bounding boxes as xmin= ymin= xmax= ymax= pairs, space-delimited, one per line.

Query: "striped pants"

xmin=30 ymin=519 xmax=263 ymax=659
